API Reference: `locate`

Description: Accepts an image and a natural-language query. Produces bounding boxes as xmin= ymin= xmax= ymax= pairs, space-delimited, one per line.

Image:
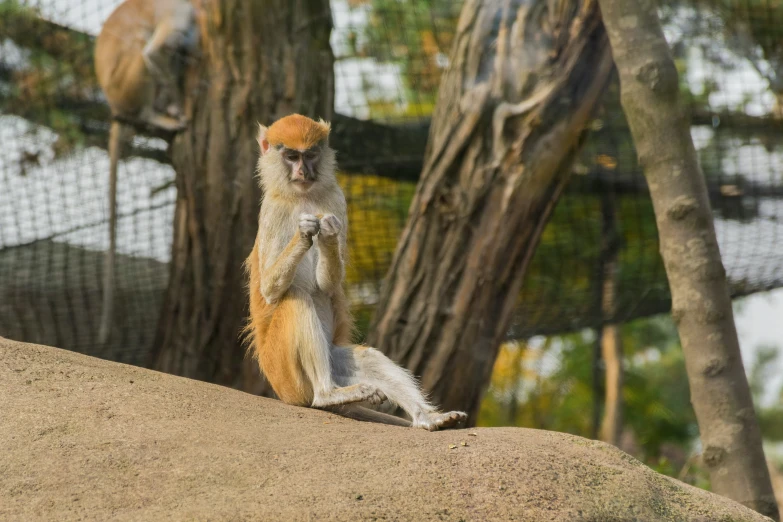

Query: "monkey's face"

xmin=280 ymin=145 xmax=321 ymax=192
xmin=257 ymin=123 xmax=337 ymax=197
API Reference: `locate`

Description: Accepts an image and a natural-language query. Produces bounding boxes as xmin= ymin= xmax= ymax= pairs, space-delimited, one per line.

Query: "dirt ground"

xmin=0 ymin=337 xmax=772 ymax=521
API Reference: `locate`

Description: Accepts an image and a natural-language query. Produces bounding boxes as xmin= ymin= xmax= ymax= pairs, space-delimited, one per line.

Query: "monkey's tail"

xmin=98 ymin=119 xmax=123 ymax=346
xmin=326 ymin=404 xmax=412 ymax=428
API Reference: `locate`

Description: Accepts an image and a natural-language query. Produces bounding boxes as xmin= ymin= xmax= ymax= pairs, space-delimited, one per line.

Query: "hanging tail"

xmin=99 ymin=119 xmax=125 ymax=345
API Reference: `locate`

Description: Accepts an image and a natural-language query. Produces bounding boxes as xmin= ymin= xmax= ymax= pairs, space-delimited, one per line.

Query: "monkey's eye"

xmin=304 ymin=150 xmax=320 ymax=161
xmin=284 ymin=150 xmax=300 ymax=162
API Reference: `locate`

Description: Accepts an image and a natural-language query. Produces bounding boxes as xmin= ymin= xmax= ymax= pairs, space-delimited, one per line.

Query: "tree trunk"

xmin=150 ymin=0 xmax=335 ymax=393
xmin=598 ymin=321 xmax=622 ymax=444
xmin=598 ymin=192 xmax=623 ymax=446
xmin=598 ymin=297 xmax=623 ymax=445
xmin=597 ymin=0 xmax=779 ymax=518
xmin=591 ymin=329 xmax=602 ymax=440
xmin=367 ymin=0 xmax=613 ymax=422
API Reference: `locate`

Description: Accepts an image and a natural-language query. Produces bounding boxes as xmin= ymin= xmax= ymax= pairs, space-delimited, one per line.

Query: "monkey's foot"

xmin=313 ymin=383 xmax=387 ymax=408
xmin=412 ymin=411 xmax=467 ymax=431
xmin=148 ymin=113 xmax=188 ymax=132
xmin=166 ymin=103 xmax=182 ymax=118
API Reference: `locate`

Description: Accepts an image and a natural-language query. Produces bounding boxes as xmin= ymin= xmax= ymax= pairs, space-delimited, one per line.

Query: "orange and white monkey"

xmin=245 ymin=114 xmax=467 ymax=430
xmin=94 ymin=0 xmax=198 ymax=344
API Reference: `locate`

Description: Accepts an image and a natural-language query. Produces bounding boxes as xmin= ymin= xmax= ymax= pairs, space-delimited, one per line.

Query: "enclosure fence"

xmin=2 ymin=0 xmax=783 ymax=365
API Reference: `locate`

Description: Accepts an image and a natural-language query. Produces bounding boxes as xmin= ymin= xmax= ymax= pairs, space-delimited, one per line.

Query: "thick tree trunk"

xmin=367 ymin=0 xmax=613 ymax=422
xmin=150 ymin=0 xmax=334 ymax=392
xmin=598 ymin=0 xmax=779 ymax=519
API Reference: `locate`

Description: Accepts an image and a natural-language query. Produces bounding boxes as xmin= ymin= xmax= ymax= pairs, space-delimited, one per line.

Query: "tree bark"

xmin=597 ymin=0 xmax=779 ymax=518
xmin=597 ymin=273 xmax=623 ymax=445
xmin=598 ymin=321 xmax=622 ymax=444
xmin=591 ymin=329 xmax=602 ymax=440
xmin=598 ymin=191 xmax=623 ymax=446
xmin=149 ymin=0 xmax=334 ymax=393
xmin=367 ymin=0 xmax=613 ymax=422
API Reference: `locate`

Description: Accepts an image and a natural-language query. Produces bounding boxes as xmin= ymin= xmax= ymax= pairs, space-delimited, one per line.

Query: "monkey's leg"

xmin=143 ymin=111 xmax=188 ymax=131
xmin=142 ymin=21 xmax=179 ymax=93
xmin=141 ymin=19 xmax=189 ymax=129
xmin=306 ymin=339 xmax=387 ymax=409
xmin=335 ymin=346 xmax=468 ymax=431
xmin=312 ymin=384 xmax=387 ymax=408
xmin=281 ymin=289 xmax=386 ymax=409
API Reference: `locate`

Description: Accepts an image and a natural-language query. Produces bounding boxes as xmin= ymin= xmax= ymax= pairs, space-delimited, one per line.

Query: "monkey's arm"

xmin=259 ymin=215 xmax=319 ymax=304
xmin=316 ymin=214 xmax=345 ymax=295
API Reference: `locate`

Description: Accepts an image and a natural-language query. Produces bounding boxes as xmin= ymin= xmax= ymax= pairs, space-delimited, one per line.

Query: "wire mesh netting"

xmin=2 ymin=0 xmax=783 ymax=366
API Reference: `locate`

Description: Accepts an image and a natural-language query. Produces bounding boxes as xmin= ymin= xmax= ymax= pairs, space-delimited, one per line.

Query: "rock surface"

xmin=0 ymin=337 xmax=772 ymax=521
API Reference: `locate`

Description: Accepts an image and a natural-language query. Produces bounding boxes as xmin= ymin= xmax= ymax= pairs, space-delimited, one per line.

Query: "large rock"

xmin=0 ymin=338 xmax=771 ymax=521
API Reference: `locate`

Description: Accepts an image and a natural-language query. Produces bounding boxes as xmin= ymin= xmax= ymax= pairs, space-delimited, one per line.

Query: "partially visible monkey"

xmin=94 ymin=0 xmax=198 ymax=344
xmin=245 ymin=114 xmax=467 ymax=430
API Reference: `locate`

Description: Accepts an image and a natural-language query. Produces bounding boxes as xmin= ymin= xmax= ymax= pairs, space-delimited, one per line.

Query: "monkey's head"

xmin=257 ymin=114 xmax=337 ymax=197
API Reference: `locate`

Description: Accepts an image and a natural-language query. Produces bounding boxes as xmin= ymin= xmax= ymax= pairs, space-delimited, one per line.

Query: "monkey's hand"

xmin=299 ymin=214 xmax=320 ymax=243
xmin=319 ymin=214 xmax=342 ymax=241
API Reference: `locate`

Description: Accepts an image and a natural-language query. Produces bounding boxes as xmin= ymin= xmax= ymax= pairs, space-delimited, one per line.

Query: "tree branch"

xmin=689 ymin=106 xmax=783 ymax=135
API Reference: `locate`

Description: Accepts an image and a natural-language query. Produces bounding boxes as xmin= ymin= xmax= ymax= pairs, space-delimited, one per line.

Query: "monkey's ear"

xmin=318 ymin=118 xmax=331 ymax=146
xmin=257 ymin=124 xmax=271 ymax=155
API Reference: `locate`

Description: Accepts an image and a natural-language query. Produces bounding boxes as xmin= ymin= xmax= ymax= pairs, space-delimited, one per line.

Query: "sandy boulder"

xmin=0 ymin=337 xmax=771 ymax=521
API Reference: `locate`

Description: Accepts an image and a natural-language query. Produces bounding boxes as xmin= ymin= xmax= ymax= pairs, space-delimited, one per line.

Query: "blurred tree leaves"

xmin=0 ymin=0 xmax=100 ymax=155
xmin=350 ymin=0 xmax=460 ymax=118
xmin=749 ymin=344 xmax=783 ymax=443
xmin=337 ymin=172 xmax=416 ymax=335
xmin=663 ymin=0 xmax=783 ymax=114
xmin=478 ymin=312 xmax=783 ymax=489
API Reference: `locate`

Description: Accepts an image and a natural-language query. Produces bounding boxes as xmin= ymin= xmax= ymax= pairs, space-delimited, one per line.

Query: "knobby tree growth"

xmin=598 ymin=0 xmax=779 ymax=518
xmin=368 ymin=0 xmax=613 ymax=421
xmin=150 ymin=0 xmax=334 ymax=393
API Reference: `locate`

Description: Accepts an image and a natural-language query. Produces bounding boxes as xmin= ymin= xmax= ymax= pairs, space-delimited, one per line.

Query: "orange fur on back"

xmin=265 ymin=114 xmax=331 ymax=151
xmin=244 ymin=236 xmax=308 ymax=405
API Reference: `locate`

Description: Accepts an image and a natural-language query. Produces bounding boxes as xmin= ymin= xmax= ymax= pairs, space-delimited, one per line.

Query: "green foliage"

xmin=478 ymin=311 xmax=783 ymax=491
xmin=477 ymin=316 xmax=704 ymax=481
xmin=749 ymin=345 xmax=780 ymax=401
xmin=0 ymin=0 xmax=98 ymax=155
xmin=353 ymin=0 xmax=461 ymax=117
xmin=663 ymin=0 xmax=783 ymax=115
xmin=748 ymin=345 xmax=783 ymax=443
xmin=0 ymin=0 xmax=27 ymax=17
xmin=760 ymin=406 xmax=783 ymax=443
xmin=622 ymin=340 xmax=697 ymax=457
xmin=336 ymin=172 xmax=416 ymax=340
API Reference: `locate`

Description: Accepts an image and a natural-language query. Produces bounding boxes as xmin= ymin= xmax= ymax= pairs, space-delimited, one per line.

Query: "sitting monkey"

xmin=245 ymin=114 xmax=467 ymax=430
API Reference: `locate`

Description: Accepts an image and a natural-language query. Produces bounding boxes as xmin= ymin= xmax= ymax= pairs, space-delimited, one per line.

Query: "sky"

xmin=4 ymin=0 xmax=783 ymax=403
